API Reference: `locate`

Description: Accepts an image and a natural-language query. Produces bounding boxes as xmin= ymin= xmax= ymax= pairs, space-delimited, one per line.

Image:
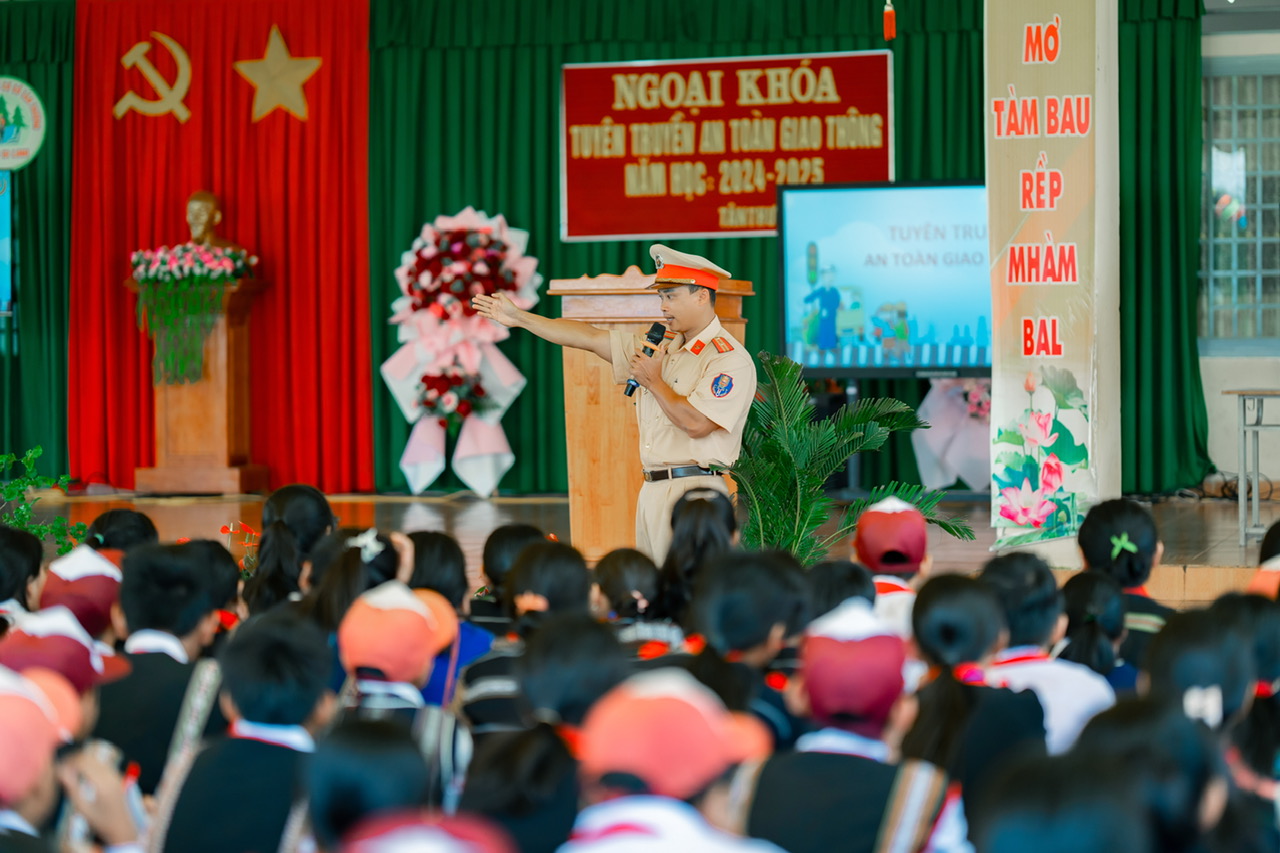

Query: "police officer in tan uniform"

xmin=472 ymin=245 xmax=756 ymax=563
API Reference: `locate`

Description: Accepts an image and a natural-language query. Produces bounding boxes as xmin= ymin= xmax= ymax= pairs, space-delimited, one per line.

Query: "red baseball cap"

xmin=578 ymin=669 xmax=771 ymax=800
xmin=0 ymin=607 xmax=131 ymax=695
xmin=338 ymin=582 xmax=458 ymax=686
xmin=853 ymin=497 xmax=928 ymax=576
xmin=0 ymin=665 xmax=80 ymax=804
xmin=40 ymin=544 xmax=124 ymax=638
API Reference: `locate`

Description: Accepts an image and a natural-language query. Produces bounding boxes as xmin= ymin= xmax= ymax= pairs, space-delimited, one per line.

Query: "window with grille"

xmin=1200 ymin=66 xmax=1280 ymax=351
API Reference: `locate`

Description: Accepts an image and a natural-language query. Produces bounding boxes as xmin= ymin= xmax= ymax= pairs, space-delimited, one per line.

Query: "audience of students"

xmin=6 ymin=488 xmax=1280 ymax=853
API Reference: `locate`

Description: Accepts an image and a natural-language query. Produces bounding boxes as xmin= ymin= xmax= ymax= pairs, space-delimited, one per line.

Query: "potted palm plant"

xmin=729 ymin=353 xmax=974 ymax=566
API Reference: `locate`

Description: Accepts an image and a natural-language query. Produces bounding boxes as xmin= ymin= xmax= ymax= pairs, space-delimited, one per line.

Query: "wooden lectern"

xmin=547 ymin=267 xmax=754 ymax=565
xmin=132 ymin=279 xmax=269 ymax=494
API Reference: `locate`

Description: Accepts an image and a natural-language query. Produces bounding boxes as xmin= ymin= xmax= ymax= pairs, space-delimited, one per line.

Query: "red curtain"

xmin=69 ymin=0 xmax=373 ymax=492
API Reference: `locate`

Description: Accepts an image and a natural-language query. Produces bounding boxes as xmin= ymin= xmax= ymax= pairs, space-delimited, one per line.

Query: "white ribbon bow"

xmin=1183 ymin=684 xmax=1224 ymax=729
xmin=345 ymin=528 xmax=385 ymax=564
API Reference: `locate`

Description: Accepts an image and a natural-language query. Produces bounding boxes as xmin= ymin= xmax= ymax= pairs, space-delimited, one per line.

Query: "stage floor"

xmin=30 ymin=491 xmax=1277 ymax=609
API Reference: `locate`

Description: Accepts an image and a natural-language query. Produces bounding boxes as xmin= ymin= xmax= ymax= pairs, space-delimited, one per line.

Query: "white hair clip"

xmin=1183 ymin=684 xmax=1224 ymax=729
xmin=346 ymin=528 xmax=385 ymax=563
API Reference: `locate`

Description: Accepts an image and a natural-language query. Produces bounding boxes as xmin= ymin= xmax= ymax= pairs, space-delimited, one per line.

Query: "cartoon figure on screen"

xmin=804 ymin=266 xmax=841 ymax=353
xmin=871 ymin=301 xmax=911 ymax=355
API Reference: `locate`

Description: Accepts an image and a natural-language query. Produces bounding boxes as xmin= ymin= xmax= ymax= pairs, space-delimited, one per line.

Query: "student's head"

xmin=807 ymin=560 xmax=875 ymax=619
xmin=406 ymin=530 xmax=467 ymax=610
xmin=481 ymin=524 xmax=545 ymax=597
xmin=503 ymin=542 xmax=590 ymax=637
xmin=578 ymin=669 xmax=770 ymax=803
xmin=0 ymin=525 xmax=43 ymax=612
xmin=517 ymin=613 xmax=630 ymax=728
xmin=0 ymin=667 xmax=80 ymax=817
xmin=692 ymin=550 xmax=809 ymax=664
xmin=1076 ymin=697 xmax=1229 ymax=849
xmin=1078 ymin=498 xmax=1161 ymax=588
xmin=39 ymin=547 xmax=122 ymax=640
xmin=978 ymin=552 xmax=1063 ymax=649
xmin=1260 ymin=521 xmax=1280 ymax=566
xmin=85 ymin=509 xmax=158 ymax=553
xmin=118 ymin=543 xmax=220 ymax=645
xmin=852 ymin=497 xmax=930 ymax=579
xmin=0 ymin=607 xmax=130 ymax=734
xmin=338 ymin=583 xmax=457 ymax=688
xmin=795 ymin=601 xmax=907 ymax=739
xmin=1143 ymin=610 xmax=1254 ymax=733
xmin=243 ymin=484 xmax=335 ymax=614
xmin=973 ymin=753 xmax=1155 ymax=853
xmin=912 ymin=574 xmax=1006 ymax=669
xmin=659 ymin=489 xmax=736 ymax=625
xmin=687 ymin=551 xmax=809 ymax=711
xmin=1208 ymin=593 xmax=1280 ymax=776
xmin=307 ymin=719 xmax=432 ymax=851
xmin=1247 ymin=520 xmax=1280 ymax=598
xmin=301 ymin=528 xmax=401 ymax=633
xmin=593 ymin=548 xmax=659 ymax=621
xmin=1057 ymin=572 xmax=1127 ymax=676
xmin=901 ymin=575 xmax=1006 ymax=770
xmin=181 ymin=539 xmax=241 ymax=612
xmin=218 ymin=611 xmax=333 ymax=727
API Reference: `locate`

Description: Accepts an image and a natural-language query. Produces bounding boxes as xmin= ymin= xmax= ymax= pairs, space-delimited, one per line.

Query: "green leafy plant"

xmin=0 ymin=446 xmax=87 ymax=555
xmin=131 ymin=244 xmax=254 ymax=384
xmin=729 ymin=353 xmax=974 ymax=566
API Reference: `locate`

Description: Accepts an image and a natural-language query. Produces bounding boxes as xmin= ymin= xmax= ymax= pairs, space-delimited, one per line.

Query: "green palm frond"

xmin=730 ymin=353 xmax=973 ymax=566
xmin=820 ymin=482 xmax=978 ymax=553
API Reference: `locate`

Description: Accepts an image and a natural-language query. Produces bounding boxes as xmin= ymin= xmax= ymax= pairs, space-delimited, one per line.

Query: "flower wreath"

xmin=380 ymin=208 xmax=542 ymax=496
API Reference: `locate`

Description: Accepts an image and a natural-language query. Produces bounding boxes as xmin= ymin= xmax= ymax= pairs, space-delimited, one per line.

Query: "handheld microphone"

xmin=624 ymin=322 xmax=668 ymax=397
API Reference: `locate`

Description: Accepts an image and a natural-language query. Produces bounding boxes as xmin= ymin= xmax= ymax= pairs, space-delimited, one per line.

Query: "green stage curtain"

xmin=368 ymin=0 xmax=983 ymax=493
xmin=1118 ymin=0 xmax=1214 ymax=494
xmin=0 ymin=0 xmax=73 ymax=476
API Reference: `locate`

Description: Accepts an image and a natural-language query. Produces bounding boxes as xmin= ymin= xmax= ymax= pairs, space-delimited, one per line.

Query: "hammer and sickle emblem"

xmin=112 ymin=32 xmax=192 ymax=123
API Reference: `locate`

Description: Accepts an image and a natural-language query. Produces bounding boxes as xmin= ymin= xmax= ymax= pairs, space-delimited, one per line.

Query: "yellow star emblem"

xmin=234 ymin=25 xmax=322 ymax=122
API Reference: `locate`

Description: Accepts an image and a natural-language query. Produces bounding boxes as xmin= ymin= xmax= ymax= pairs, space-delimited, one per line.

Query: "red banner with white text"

xmin=561 ymin=51 xmax=893 ymax=241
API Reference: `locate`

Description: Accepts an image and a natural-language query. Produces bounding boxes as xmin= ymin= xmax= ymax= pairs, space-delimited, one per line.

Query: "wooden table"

xmin=1223 ymin=389 xmax=1280 ymax=545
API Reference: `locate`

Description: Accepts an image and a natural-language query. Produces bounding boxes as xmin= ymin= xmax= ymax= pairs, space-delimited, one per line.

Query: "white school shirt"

xmin=559 ymin=796 xmax=785 ymax=853
xmin=988 ymin=645 xmax=1115 ymax=754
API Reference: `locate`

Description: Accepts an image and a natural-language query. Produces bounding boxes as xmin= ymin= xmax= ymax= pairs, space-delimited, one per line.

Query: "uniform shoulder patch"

xmin=711 ymin=337 xmax=734 ymax=353
xmin=711 ymin=374 xmax=734 ymax=397
xmin=690 ymin=340 xmax=706 ymax=355
xmin=662 ymin=330 xmax=677 ymax=340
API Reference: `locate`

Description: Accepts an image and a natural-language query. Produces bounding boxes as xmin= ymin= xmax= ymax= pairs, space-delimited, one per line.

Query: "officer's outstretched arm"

xmin=472 ymin=293 xmax=613 ymax=363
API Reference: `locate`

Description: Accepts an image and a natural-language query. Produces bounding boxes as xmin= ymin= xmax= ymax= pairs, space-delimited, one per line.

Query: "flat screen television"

xmin=778 ymin=182 xmax=990 ymax=378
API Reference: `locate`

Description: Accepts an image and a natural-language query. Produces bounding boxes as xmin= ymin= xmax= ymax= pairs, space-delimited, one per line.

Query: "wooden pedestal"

xmin=132 ymin=279 xmax=268 ymax=495
xmin=548 ymin=266 xmax=753 ymax=564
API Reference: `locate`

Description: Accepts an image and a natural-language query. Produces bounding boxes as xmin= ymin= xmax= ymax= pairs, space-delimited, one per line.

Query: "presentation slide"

xmin=779 ymin=183 xmax=991 ymax=376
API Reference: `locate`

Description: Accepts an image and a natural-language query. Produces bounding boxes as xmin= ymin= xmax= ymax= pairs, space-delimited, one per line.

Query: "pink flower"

xmin=1024 ymin=371 xmax=1037 ymax=393
xmin=999 ymin=478 xmax=1057 ymax=528
xmin=440 ymin=391 xmax=459 ymax=413
xmin=1020 ymin=411 xmax=1059 ymax=449
xmin=1040 ymin=454 xmax=1064 ymax=492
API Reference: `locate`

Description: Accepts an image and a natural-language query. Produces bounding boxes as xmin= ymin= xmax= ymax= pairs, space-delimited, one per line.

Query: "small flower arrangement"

xmin=397 ymin=227 xmax=521 ymax=319
xmin=130 ymin=244 xmax=254 ymax=284
xmin=219 ymin=521 xmax=260 ymax=579
xmin=130 ymin=243 xmax=256 ymax=384
xmin=420 ymin=362 xmax=489 ymax=431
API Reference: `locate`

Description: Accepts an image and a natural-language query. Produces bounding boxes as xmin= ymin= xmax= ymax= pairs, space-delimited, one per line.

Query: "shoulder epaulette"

xmin=711 ymin=337 xmax=733 ymax=353
xmin=663 ymin=330 xmax=677 ymax=340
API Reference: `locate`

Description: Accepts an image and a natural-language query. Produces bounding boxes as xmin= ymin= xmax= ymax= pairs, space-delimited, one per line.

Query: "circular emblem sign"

xmin=0 ymin=77 xmax=47 ymax=171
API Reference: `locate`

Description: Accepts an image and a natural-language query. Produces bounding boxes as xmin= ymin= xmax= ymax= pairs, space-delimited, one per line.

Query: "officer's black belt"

xmin=642 ymin=466 xmax=718 ymax=482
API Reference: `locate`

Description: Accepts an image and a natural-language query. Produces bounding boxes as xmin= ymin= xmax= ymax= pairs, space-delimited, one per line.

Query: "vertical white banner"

xmin=985 ymin=1 xmax=1120 ymax=554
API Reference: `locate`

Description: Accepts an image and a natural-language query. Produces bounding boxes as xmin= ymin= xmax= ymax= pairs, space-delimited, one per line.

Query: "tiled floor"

xmin=32 ymin=491 xmax=1277 ymax=598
